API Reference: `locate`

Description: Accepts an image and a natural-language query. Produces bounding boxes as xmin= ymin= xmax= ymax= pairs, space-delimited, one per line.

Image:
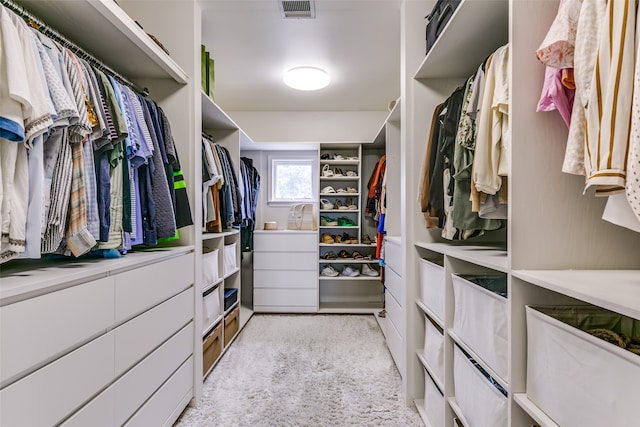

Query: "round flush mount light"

xmin=283 ymin=66 xmax=330 ymax=91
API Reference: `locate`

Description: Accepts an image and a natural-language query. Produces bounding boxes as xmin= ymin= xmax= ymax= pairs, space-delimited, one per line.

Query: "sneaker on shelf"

xmin=322 ymin=233 xmax=335 ymax=244
xmin=320 ymin=216 xmax=338 ymax=226
xmin=334 ymin=154 xmax=345 ymax=160
xmin=341 ymin=265 xmax=360 ymax=277
xmin=336 ymin=187 xmax=348 ymax=194
xmin=337 ymin=217 xmax=356 ymax=227
xmin=346 ymin=187 xmax=358 ymax=194
xmin=321 ymin=164 xmax=334 ymax=177
xmin=320 ymin=153 xmax=334 ymax=160
xmin=361 ymin=263 xmax=380 ymax=277
xmin=321 ymin=265 xmax=340 ymax=277
xmin=362 ymin=234 xmax=373 ymax=245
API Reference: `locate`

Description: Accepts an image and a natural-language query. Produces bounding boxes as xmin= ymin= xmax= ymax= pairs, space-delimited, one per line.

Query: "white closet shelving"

xmin=318 ymin=144 xmax=384 ymax=313
xmin=400 ymin=1 xmax=640 ymax=427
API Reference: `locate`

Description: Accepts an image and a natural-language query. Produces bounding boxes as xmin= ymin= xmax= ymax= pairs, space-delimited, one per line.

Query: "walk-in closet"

xmin=1 ymin=0 xmax=638 ymax=426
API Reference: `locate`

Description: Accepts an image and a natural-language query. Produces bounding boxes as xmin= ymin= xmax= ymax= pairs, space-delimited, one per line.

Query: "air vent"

xmin=279 ymin=0 xmax=315 ymax=19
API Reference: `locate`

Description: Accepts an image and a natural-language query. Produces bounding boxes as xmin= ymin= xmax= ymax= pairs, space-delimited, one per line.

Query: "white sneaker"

xmin=321 ymin=265 xmax=340 ymax=277
xmin=361 ymin=263 xmax=379 ymax=277
xmin=341 ymin=266 xmax=360 ymax=277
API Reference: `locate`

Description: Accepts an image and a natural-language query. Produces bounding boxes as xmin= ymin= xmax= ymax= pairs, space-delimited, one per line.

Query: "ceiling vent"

xmin=279 ymin=0 xmax=315 ymax=19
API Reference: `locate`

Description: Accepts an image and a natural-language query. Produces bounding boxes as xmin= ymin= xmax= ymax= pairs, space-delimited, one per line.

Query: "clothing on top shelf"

xmin=240 ymin=156 xmax=260 ymax=251
xmin=536 ymin=0 xmax=640 ymax=232
xmin=418 ymin=44 xmax=508 ymax=240
xmin=201 ymin=134 xmax=244 ymax=233
xmin=366 ymin=155 xmax=385 ymax=220
xmin=0 ymin=4 xmax=192 ymax=263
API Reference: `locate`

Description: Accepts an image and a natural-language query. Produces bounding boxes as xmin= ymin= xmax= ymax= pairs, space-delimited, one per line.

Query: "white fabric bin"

xmin=423 ymin=369 xmax=444 ymax=427
xmin=423 ymin=315 xmax=444 ymax=384
xmin=419 ymin=258 xmax=445 ymax=322
xmin=453 ymin=345 xmax=507 ymax=427
xmin=526 ymin=306 xmax=640 ymax=427
xmin=452 ymin=274 xmax=508 ymax=382
xmin=202 ymin=249 xmax=219 ymax=285
xmin=203 ymin=286 xmax=221 ymax=331
xmin=223 ymin=243 xmax=237 ymax=275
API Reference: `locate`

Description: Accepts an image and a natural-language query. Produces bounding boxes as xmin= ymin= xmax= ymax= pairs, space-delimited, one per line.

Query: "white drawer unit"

xmin=253 ymin=231 xmax=318 ymax=312
xmin=384 ymin=266 xmax=404 ymax=308
xmin=0 ymin=249 xmax=195 ymax=427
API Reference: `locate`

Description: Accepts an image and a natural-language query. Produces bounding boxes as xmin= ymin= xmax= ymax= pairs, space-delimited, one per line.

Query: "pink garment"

xmin=537 ymin=66 xmax=575 ymax=127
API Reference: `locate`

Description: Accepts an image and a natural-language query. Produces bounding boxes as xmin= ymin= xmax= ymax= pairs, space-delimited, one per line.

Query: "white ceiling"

xmin=199 ymin=0 xmax=402 ymax=113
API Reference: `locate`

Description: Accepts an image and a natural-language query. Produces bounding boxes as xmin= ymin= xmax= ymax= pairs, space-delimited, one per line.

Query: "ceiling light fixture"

xmin=283 ymin=66 xmax=330 ymax=91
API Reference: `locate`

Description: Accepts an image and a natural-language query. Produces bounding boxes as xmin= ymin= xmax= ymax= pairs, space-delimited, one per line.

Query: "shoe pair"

xmin=337 ymin=217 xmax=356 ymax=227
xmin=320 ymin=216 xmax=338 ymax=226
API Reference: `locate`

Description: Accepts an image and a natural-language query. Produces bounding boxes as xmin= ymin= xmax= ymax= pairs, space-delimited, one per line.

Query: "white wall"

xmin=241 ymin=149 xmax=318 ymax=231
xmin=230 ymin=111 xmax=388 ymax=143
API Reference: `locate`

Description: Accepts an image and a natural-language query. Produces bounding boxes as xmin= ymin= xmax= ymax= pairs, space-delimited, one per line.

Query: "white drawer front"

xmin=254 ymin=289 xmax=317 ymax=307
xmin=386 ymin=291 xmax=404 ymax=338
xmin=124 ymin=357 xmax=194 ymax=427
xmin=254 ymin=252 xmax=317 ymax=270
xmin=254 ymin=232 xmax=317 ymax=252
xmin=61 ymin=386 xmax=116 ymax=427
xmin=114 ymin=288 xmax=193 ymax=376
xmin=115 ymin=323 xmax=193 ymax=425
xmin=0 ymin=332 xmax=114 ymax=427
xmin=385 ymin=313 xmax=404 ymax=375
xmin=384 ymin=267 xmax=404 ymax=307
xmin=1 ymin=276 xmax=114 ymax=385
xmin=115 ymin=253 xmax=194 ymax=322
xmin=254 ymin=270 xmax=318 ymax=289
xmin=384 ymin=237 xmax=402 ymax=276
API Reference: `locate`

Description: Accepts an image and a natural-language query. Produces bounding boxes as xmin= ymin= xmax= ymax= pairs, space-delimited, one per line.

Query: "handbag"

xmin=287 ymin=203 xmax=317 ymax=230
xmin=425 ymin=0 xmax=461 ymax=55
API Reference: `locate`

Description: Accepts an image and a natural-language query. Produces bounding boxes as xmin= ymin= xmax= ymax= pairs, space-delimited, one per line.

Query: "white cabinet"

xmin=253 ymin=231 xmax=318 ymax=312
xmin=0 ymin=250 xmax=195 ymax=427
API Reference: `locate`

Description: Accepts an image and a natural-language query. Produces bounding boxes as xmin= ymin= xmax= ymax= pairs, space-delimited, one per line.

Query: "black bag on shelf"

xmin=425 ymin=0 xmax=461 ymax=55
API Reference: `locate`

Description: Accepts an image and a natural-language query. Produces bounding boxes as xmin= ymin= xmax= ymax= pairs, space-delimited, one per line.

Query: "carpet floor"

xmin=174 ymin=314 xmax=423 ymax=427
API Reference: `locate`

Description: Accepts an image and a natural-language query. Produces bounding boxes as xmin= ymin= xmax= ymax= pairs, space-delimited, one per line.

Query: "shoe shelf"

xmin=320 ymin=192 xmax=360 ymax=196
xmin=319 ymin=276 xmax=381 ymax=281
xmin=320 ymin=177 xmax=360 ymax=181
xmin=319 ymin=225 xmax=359 ymax=229
xmin=320 ymin=209 xmax=360 ymax=213
xmin=319 ymin=243 xmax=376 ymax=247
xmin=318 ymin=259 xmax=379 ymax=264
xmin=320 ymin=160 xmax=360 ymax=166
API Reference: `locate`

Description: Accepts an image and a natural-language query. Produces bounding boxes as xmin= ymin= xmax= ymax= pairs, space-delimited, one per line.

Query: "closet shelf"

xmin=202 ymin=279 xmax=223 ymax=295
xmin=447 ymin=397 xmax=471 ymax=427
xmin=512 ymin=270 xmax=640 ymax=320
xmin=413 ymin=400 xmax=433 ymax=427
xmin=318 ymin=303 xmax=381 ymax=313
xmin=416 ymin=351 xmax=444 ymax=393
xmin=222 ymin=267 xmax=240 ymax=280
xmin=319 ymin=276 xmax=381 ymax=281
xmin=18 ymin=0 xmax=188 ymax=83
xmin=414 ymin=0 xmax=508 ymax=79
xmin=320 ymin=177 xmax=360 ymax=181
xmin=320 ymin=192 xmax=360 ymax=196
xmin=202 ymin=92 xmax=240 ymax=130
xmin=415 ymin=242 xmax=508 ymax=273
xmin=0 ymin=246 xmax=194 ymax=304
xmin=513 ymin=393 xmax=560 ymax=427
xmin=202 ymin=229 xmax=240 ymax=240
xmin=320 ymin=160 xmax=360 ymax=166
xmin=202 ymin=314 xmax=224 ymax=338
xmin=319 ymin=259 xmax=379 ymax=264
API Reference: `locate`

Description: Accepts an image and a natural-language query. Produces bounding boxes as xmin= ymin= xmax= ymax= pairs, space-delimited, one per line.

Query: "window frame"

xmin=267 ymin=153 xmax=318 ymax=205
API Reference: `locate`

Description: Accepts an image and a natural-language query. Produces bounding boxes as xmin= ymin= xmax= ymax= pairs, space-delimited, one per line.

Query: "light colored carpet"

xmin=175 ymin=314 xmax=423 ymax=427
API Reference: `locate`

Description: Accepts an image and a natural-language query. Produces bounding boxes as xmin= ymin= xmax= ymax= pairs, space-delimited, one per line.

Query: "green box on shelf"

xmin=208 ymin=57 xmax=215 ymax=100
xmin=201 ymin=45 xmax=209 ymax=94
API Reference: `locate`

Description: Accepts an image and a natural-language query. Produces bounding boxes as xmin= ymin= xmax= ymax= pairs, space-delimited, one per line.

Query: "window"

xmin=268 ymin=154 xmax=317 ymax=204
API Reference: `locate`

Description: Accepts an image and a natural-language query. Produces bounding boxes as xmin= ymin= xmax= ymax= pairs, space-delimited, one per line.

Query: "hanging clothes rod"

xmin=0 ymin=0 xmax=149 ymax=96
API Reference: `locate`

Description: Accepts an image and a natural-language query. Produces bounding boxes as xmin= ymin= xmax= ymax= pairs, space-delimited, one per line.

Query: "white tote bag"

xmin=287 ymin=203 xmax=317 ymax=230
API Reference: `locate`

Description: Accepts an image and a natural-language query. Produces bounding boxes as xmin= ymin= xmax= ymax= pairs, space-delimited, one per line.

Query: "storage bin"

xmin=453 ymin=344 xmax=507 ymax=427
xmin=423 ymin=314 xmax=444 ymax=384
xmin=202 ymin=286 xmax=221 ymax=331
xmin=419 ymin=258 xmax=445 ymax=322
xmin=452 ymin=274 xmax=508 ymax=381
xmin=526 ymin=305 xmax=640 ymax=427
xmin=423 ymin=368 xmax=444 ymax=427
xmin=223 ymin=243 xmax=237 ymax=275
xmin=224 ymin=306 xmax=240 ymax=347
xmin=203 ymin=323 xmax=222 ymax=375
xmin=202 ymin=249 xmax=219 ymax=285
xmin=224 ymin=288 xmax=238 ymax=311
